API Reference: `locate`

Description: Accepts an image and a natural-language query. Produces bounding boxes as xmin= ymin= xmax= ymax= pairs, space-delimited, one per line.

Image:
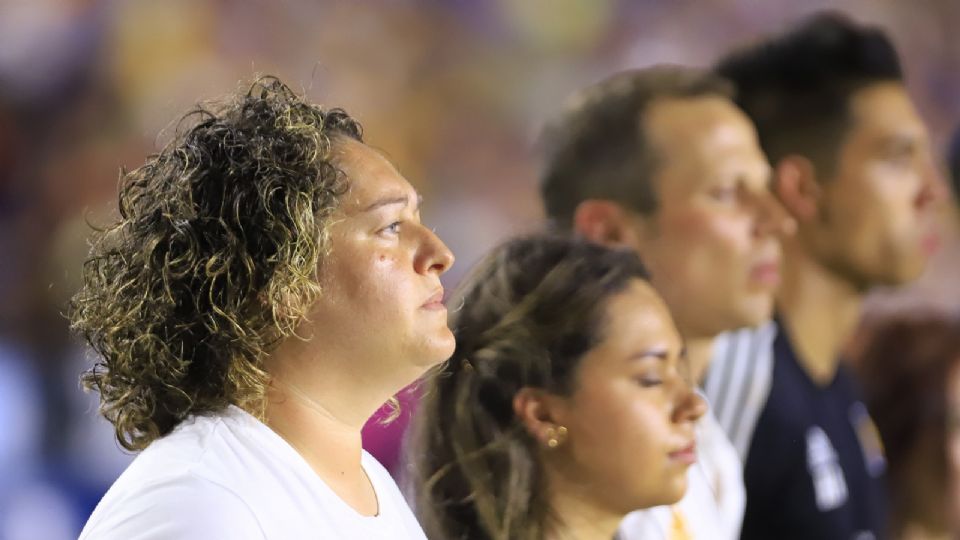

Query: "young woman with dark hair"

xmin=411 ymin=235 xmax=705 ymax=540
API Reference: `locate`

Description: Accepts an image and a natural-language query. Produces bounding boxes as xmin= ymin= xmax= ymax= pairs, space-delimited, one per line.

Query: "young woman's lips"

xmin=749 ymin=260 xmax=780 ymax=287
xmin=421 ymin=289 xmax=446 ymax=311
xmin=668 ymin=442 xmax=697 ymax=465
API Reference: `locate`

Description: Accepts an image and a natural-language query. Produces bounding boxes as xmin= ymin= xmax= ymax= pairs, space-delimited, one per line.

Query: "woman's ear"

xmin=572 ymin=200 xmax=645 ymax=250
xmin=513 ymin=387 xmax=569 ymax=448
xmin=774 ymin=155 xmax=822 ymax=223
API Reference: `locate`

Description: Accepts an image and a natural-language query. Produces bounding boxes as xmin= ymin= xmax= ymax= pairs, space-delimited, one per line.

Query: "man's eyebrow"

xmin=876 ymin=134 xmax=919 ymax=154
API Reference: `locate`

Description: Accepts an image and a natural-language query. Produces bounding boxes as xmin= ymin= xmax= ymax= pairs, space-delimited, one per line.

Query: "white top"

xmin=618 ymin=405 xmax=745 ymax=540
xmin=702 ymin=321 xmax=778 ymax=461
xmin=79 ymin=406 xmax=426 ymax=540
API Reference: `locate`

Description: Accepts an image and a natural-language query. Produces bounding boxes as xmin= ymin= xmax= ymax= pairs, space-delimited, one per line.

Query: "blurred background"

xmin=0 ymin=1 xmax=957 ymax=538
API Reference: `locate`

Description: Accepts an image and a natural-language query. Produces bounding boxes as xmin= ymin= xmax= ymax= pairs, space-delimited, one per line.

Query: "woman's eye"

xmin=709 ymin=185 xmax=738 ymax=202
xmin=634 ymin=376 xmax=663 ymax=388
xmin=381 ymin=221 xmax=401 ymax=236
xmin=887 ymin=154 xmax=913 ymax=170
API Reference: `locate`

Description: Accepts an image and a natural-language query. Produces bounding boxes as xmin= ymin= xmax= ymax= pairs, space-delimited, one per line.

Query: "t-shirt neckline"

xmin=222 ymin=404 xmax=387 ymax=521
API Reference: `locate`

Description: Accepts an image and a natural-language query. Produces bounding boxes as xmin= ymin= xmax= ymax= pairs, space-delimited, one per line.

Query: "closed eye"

xmin=709 ymin=184 xmax=739 ymax=203
xmin=634 ymin=376 xmax=663 ymax=388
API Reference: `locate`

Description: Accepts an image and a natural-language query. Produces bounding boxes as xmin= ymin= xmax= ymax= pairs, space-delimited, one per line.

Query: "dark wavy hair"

xmin=856 ymin=315 xmax=960 ymax=535
xmin=69 ymin=77 xmax=363 ymax=451
xmin=716 ymin=11 xmax=903 ymax=177
xmin=410 ymin=235 xmax=649 ymax=540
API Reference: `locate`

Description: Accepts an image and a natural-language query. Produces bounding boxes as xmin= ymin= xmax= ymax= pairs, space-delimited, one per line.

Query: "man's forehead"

xmin=849 ymin=83 xmax=923 ymax=130
xmin=645 ymin=95 xmax=750 ymax=146
xmin=838 ymin=85 xmax=927 ymax=151
xmin=646 ymin=98 xmax=760 ymax=162
xmin=645 ymin=94 xmax=736 ymax=126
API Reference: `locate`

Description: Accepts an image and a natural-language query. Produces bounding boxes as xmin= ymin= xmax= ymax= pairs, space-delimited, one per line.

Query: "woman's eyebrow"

xmin=361 ymin=192 xmax=423 ymax=213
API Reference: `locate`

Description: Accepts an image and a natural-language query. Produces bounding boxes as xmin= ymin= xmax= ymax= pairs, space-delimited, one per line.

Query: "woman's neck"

xmin=258 ymin=335 xmax=405 ymax=516
xmin=545 ymin=478 xmax=623 ymax=540
xmin=263 ymin=377 xmax=380 ymax=515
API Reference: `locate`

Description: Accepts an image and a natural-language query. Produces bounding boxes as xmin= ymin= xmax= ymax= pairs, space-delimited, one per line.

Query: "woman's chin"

xmin=663 ymin=475 xmax=689 ymax=505
xmin=641 ymin=475 xmax=688 ymax=509
xmin=431 ymin=330 xmax=457 ymax=362
xmin=409 ymin=330 xmax=456 ymax=370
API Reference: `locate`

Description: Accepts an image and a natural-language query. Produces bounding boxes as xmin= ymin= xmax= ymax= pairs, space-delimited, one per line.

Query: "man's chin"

xmin=707 ymin=304 xmax=774 ymax=336
xmin=860 ymin=264 xmax=925 ymax=291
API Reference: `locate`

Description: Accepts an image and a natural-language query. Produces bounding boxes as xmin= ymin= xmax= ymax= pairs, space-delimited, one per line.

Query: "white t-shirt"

xmin=617 ymin=406 xmax=745 ymax=540
xmin=79 ymin=406 xmax=427 ymax=539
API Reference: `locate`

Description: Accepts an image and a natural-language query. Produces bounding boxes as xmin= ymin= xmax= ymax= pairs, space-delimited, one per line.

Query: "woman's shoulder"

xmin=80 ymin=467 xmax=265 ymax=539
xmin=80 ymin=409 xmax=271 ymax=537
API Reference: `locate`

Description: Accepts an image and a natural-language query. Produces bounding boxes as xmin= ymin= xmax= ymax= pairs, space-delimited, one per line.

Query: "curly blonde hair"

xmin=70 ymin=77 xmax=362 ymax=451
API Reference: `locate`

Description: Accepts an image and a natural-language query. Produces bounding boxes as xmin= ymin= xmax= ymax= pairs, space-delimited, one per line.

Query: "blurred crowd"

xmin=0 ymin=0 xmax=958 ymax=538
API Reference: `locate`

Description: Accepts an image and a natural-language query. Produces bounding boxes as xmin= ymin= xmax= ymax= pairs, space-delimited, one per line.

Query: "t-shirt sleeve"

xmin=80 ymin=475 xmax=266 ymax=540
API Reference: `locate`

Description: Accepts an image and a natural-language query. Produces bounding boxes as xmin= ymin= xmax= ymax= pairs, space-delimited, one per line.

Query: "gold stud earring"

xmin=546 ymin=425 xmax=568 ymax=448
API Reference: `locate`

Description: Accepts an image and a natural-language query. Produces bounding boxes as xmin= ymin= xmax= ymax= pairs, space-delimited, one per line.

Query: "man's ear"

xmin=513 ymin=387 xmax=567 ymax=447
xmin=774 ymin=156 xmax=822 ymax=223
xmin=572 ymin=199 xmax=644 ymax=249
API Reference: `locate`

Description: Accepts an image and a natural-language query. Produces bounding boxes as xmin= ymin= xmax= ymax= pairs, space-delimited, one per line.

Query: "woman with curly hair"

xmin=73 ymin=77 xmax=454 ymax=539
xmin=410 ymin=235 xmax=706 ymax=540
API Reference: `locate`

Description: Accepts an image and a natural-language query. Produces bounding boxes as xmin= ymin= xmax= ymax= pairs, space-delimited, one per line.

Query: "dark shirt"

xmin=705 ymin=320 xmax=887 ymax=540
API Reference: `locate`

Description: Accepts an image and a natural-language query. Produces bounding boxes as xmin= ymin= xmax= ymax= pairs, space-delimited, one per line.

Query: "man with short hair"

xmin=703 ymin=13 xmax=940 ymax=540
xmin=540 ymin=65 xmax=794 ymax=540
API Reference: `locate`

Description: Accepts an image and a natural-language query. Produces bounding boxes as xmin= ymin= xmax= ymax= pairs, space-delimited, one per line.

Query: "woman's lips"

xmin=668 ymin=442 xmax=697 ymax=465
xmin=421 ymin=289 xmax=446 ymax=310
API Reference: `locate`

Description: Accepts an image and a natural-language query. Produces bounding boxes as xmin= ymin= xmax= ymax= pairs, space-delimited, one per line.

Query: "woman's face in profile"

xmin=301 ymin=138 xmax=456 ymax=379
xmin=546 ymin=279 xmax=706 ymax=512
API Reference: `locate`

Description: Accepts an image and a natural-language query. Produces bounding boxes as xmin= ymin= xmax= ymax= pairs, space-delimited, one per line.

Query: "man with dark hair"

xmin=703 ymin=12 xmax=940 ymax=540
xmin=541 ymin=65 xmax=793 ymax=540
